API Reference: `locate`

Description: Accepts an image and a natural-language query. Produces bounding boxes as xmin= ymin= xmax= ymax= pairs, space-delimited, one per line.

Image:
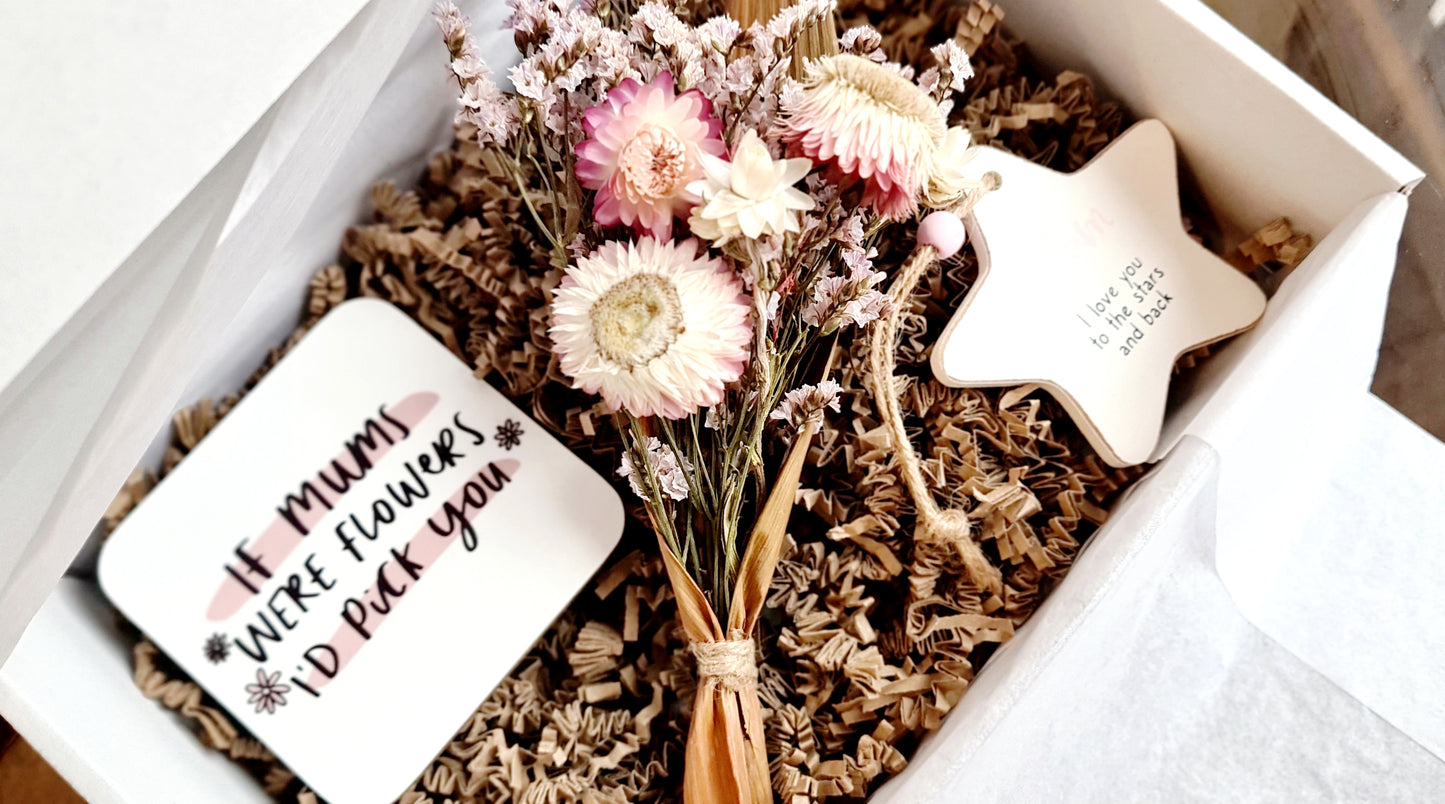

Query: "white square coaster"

xmin=100 ymin=298 xmax=625 ymax=803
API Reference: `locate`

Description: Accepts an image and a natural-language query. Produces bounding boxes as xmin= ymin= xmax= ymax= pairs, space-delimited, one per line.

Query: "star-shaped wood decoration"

xmin=931 ymin=120 xmax=1267 ymax=467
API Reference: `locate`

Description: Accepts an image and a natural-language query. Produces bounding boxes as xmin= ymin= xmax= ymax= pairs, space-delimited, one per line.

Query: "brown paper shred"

xmin=594 ymin=551 xmax=644 ymax=600
xmin=101 ymin=4 xmax=1287 ymax=801
xmin=1234 ymin=215 xmax=1317 ymax=303
xmin=263 ymin=766 xmax=297 ymax=795
xmin=953 ymin=0 xmax=1004 ymax=56
xmin=370 ymin=181 xmax=440 ymax=231
xmin=102 ymin=467 xmax=155 ymax=532
xmin=307 ymin=265 xmax=349 ymax=322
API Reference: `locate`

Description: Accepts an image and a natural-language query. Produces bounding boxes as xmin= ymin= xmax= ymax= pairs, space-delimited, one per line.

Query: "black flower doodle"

xmin=203 ymin=633 xmax=230 ymax=664
xmin=245 ymin=669 xmax=290 ymax=714
xmin=495 ymin=418 xmax=524 ymax=450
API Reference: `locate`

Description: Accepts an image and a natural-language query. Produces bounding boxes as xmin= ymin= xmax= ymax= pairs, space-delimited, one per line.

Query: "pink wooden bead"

xmin=918 ymin=211 xmax=967 ymax=259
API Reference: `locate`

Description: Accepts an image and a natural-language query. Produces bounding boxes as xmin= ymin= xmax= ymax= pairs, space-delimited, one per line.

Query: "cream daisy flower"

xmin=549 ymin=237 xmax=753 ymax=419
xmin=687 ymin=129 xmax=815 ymax=245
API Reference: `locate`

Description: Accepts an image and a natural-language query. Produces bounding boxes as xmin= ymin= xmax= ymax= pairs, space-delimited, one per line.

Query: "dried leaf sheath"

xmin=653 ymin=422 xmax=819 ymax=804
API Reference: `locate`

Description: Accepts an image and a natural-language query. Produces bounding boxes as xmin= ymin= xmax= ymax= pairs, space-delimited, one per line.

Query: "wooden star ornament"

xmin=931 ymin=120 xmax=1267 ymax=467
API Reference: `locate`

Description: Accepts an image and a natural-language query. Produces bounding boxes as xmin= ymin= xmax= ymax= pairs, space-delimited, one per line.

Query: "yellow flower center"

xmin=619 ymin=125 xmax=689 ymax=200
xmin=590 ymin=274 xmax=685 ymax=367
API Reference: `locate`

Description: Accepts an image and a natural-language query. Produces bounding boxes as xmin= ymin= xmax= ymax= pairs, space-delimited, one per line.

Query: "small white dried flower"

xmin=802 ymin=254 xmax=892 ymax=333
xmin=931 ymin=39 xmax=974 ymax=95
xmin=771 ymin=380 xmax=843 ymax=433
xmin=766 ymin=0 xmax=837 ymax=42
xmin=916 ymin=67 xmax=942 ymax=98
xmin=510 ymin=59 xmax=549 ymax=101
xmin=836 ymin=213 xmax=866 ymax=248
xmin=506 ymin=0 xmax=549 ymax=48
xmin=694 ymin=16 xmax=741 ymax=51
xmin=439 ymin=7 xmax=517 ymax=145
xmin=839 ymin=26 xmax=883 ymax=57
xmin=842 ymin=246 xmax=877 ymax=274
xmin=839 ymin=288 xmax=890 ymax=328
xmin=458 ymin=80 xmax=519 ymax=144
xmin=590 ymin=27 xmax=638 ymax=87
xmin=618 ymin=437 xmax=693 ymax=501
xmin=753 ymin=235 xmax=785 ymax=268
xmin=765 ymin=290 xmax=781 ymax=324
xmin=632 ymin=1 xmax=691 ymax=49
xmin=567 ymin=233 xmax=590 ymax=262
xmin=433 ymin=1 xmax=469 ymax=49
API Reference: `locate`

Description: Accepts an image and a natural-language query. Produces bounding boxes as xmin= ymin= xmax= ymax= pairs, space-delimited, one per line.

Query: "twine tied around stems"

xmin=692 ymin=632 xmax=759 ymax=692
xmin=866 ymin=173 xmax=1006 ymax=594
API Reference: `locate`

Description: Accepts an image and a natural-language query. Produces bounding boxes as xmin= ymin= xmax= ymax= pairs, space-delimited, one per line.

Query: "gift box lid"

xmin=0 ymin=0 xmax=371 ymax=395
xmin=0 ymin=0 xmax=437 ymax=661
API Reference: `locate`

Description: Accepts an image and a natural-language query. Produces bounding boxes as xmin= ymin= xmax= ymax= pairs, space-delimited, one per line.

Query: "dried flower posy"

xmin=434 ymin=1 xmax=988 ymax=801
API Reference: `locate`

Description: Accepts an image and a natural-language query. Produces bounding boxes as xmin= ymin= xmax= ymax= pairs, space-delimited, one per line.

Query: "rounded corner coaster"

xmin=99 ymin=298 xmax=625 ymax=804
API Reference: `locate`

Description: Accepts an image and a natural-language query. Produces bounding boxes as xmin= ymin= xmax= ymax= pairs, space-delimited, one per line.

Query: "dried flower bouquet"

xmin=436 ymin=0 xmax=995 ymax=800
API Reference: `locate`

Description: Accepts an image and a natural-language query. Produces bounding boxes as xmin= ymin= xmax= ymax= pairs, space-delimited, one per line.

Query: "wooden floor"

xmin=2 ymin=2 xmax=1442 ymax=802
xmin=1207 ymin=0 xmax=1445 ymax=438
xmin=0 ymin=721 xmax=84 ymax=802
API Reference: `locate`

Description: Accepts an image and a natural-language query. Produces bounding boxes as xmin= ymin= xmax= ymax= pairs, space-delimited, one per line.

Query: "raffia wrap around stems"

xmin=866 ymin=176 xmax=1005 ymax=594
xmin=653 ymin=420 xmax=819 ymax=804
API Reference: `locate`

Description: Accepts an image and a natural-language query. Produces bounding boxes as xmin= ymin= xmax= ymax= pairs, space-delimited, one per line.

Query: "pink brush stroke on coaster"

xmin=205 ymin=391 xmax=439 ymax=621
xmin=306 ymin=458 xmax=521 ymax=689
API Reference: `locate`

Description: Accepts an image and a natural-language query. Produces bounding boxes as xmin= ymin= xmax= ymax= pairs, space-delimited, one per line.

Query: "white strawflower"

xmin=924 ymin=126 xmax=986 ymax=209
xmin=549 ymin=238 xmax=753 ymax=419
xmin=618 ymin=437 xmax=693 ymax=501
xmin=687 ymin=129 xmax=815 ymax=245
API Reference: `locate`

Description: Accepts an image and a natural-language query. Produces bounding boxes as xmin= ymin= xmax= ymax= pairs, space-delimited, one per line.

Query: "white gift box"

xmin=2 ymin=0 xmax=1440 ymax=801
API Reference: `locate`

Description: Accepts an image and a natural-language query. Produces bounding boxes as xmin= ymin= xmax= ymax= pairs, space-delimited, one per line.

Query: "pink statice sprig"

xmin=434 ymin=2 xmax=518 ymax=144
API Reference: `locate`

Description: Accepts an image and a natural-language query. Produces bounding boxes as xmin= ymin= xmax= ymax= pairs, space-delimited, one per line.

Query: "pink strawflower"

xmin=549 ymin=238 xmax=752 ymax=419
xmin=575 ymin=73 xmax=724 ymax=239
xmin=782 ymin=54 xmax=946 ymax=219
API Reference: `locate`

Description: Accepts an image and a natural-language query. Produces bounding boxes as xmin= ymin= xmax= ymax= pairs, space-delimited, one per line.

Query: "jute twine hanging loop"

xmin=865 ymin=175 xmax=1005 ymax=594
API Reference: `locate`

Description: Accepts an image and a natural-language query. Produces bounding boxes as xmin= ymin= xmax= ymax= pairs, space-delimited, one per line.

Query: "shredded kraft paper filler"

xmin=99 ymin=0 xmax=1312 ymax=801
